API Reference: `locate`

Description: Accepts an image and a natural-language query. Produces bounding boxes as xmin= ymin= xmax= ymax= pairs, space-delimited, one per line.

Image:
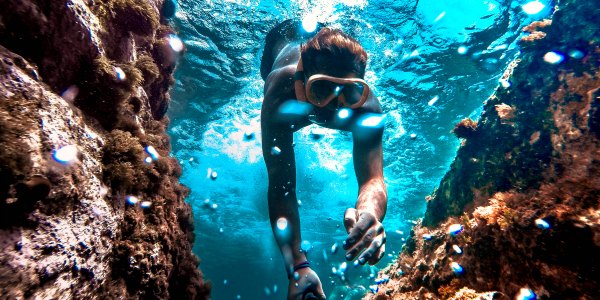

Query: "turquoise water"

xmin=167 ymin=0 xmax=552 ymax=298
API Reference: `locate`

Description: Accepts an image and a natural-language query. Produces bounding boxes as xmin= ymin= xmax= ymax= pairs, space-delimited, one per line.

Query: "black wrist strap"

xmin=293 ymin=261 xmax=310 ymax=272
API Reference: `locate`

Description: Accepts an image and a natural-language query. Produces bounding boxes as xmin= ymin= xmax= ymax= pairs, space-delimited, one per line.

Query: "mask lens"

xmin=342 ymin=82 xmax=366 ymax=105
xmin=310 ymin=80 xmax=338 ymax=103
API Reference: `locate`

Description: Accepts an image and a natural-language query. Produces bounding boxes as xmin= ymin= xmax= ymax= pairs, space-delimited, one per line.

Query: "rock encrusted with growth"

xmin=368 ymin=0 xmax=600 ymax=299
xmin=0 ymin=0 xmax=209 ymax=299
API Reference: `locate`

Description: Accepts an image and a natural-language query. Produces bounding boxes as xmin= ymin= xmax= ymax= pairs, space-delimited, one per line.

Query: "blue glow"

xmin=301 ymin=240 xmax=312 ymax=252
xmin=337 ymin=108 xmax=351 ymax=119
xmin=301 ymin=14 xmax=318 ymax=33
xmin=568 ymin=49 xmax=584 ymax=59
xmin=277 ymin=100 xmax=313 ymax=119
xmin=358 ymin=114 xmax=385 ymax=128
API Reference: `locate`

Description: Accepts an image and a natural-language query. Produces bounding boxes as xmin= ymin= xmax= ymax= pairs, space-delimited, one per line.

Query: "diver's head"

xmin=300 ymin=28 xmax=367 ymax=79
xmin=295 ymin=28 xmax=370 ymax=110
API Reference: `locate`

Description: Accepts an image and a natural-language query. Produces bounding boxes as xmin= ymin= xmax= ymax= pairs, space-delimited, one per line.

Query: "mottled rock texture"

xmin=0 ymin=0 xmax=209 ymax=299
xmin=368 ymin=0 xmax=600 ymax=299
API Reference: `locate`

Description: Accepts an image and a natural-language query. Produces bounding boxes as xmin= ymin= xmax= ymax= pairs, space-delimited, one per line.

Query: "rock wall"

xmin=368 ymin=0 xmax=600 ymax=299
xmin=0 ymin=0 xmax=209 ymax=299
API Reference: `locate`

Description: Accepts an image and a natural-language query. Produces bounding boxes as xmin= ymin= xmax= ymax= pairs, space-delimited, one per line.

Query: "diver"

xmin=260 ymin=19 xmax=388 ymax=300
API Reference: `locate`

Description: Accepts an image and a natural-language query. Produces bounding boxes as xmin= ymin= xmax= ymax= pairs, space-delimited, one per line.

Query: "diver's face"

xmin=306 ymin=71 xmax=368 ymax=111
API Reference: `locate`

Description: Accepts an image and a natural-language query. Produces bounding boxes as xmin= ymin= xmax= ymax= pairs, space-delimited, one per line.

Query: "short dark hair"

xmin=300 ymin=28 xmax=367 ymax=78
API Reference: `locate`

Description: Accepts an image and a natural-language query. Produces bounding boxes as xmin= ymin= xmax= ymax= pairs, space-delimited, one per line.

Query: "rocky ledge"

xmin=0 ymin=0 xmax=209 ymax=299
xmin=368 ymin=0 xmax=600 ymax=299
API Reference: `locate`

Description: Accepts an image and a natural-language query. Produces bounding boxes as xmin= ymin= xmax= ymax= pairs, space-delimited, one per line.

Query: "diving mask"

xmin=294 ymin=58 xmax=370 ymax=109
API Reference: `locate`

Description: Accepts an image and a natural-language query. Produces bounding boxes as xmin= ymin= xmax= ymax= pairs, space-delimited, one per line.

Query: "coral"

xmin=371 ymin=0 xmax=600 ymax=299
xmin=102 ymin=130 xmax=150 ymax=193
xmin=136 ymin=54 xmax=161 ymax=85
xmin=77 ymin=56 xmax=143 ymax=130
xmin=93 ymin=0 xmax=159 ymax=36
xmin=0 ymin=0 xmax=209 ymax=299
xmin=452 ymin=118 xmax=478 ymax=139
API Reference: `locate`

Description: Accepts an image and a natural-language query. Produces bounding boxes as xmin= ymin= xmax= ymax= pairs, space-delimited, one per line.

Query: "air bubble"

xmin=535 ymin=218 xmax=550 ymax=229
xmin=522 ymin=1 xmax=545 ymax=15
xmin=276 ymin=217 xmax=288 ymax=230
xmin=126 ymin=196 xmax=139 ymax=205
xmin=516 ymin=288 xmax=536 ymax=300
xmin=451 ymin=262 xmax=463 ymax=274
xmin=301 ymin=14 xmax=318 ymax=33
xmin=114 ymin=67 xmax=126 ymax=81
xmin=145 ymin=146 xmax=160 ymax=160
xmin=271 ymin=146 xmax=282 ymax=156
xmin=53 ymin=145 xmax=78 ymax=164
xmin=447 ymin=224 xmax=463 ymax=236
xmin=169 ymin=34 xmax=184 ymax=52
xmin=543 ymin=51 xmax=565 ymax=64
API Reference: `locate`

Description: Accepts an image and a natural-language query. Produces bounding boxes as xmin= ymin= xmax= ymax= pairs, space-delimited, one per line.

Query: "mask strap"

xmin=294 ymin=55 xmax=307 ymax=102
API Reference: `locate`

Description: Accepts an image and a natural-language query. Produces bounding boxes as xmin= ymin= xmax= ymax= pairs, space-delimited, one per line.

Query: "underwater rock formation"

xmin=0 ymin=0 xmax=209 ymax=299
xmin=368 ymin=0 xmax=600 ymax=299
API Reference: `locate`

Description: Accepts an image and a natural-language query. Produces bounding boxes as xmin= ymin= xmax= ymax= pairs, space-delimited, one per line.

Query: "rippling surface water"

xmin=167 ymin=0 xmax=552 ymax=298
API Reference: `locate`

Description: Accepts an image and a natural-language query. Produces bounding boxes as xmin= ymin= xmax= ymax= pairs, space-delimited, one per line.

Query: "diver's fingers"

xmin=359 ymin=234 xmax=385 ymax=265
xmin=343 ymin=208 xmax=357 ymax=234
xmin=343 ymin=212 xmax=376 ymax=250
xmin=368 ymin=235 xmax=386 ymax=265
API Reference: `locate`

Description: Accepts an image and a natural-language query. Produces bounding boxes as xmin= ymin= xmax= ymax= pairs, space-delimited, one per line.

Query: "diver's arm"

xmin=352 ymin=129 xmax=387 ymax=221
xmin=343 ymin=97 xmax=388 ymax=265
xmin=261 ymin=69 xmax=307 ymax=276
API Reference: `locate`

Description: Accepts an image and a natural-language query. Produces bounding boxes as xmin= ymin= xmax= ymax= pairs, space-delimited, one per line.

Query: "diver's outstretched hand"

xmin=343 ymin=208 xmax=386 ymax=265
xmin=287 ymin=267 xmax=326 ymax=300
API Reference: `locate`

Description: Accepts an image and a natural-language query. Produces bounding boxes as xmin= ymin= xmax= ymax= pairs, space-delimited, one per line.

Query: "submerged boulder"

xmin=0 ymin=0 xmax=209 ymax=299
xmin=369 ymin=0 xmax=600 ymax=299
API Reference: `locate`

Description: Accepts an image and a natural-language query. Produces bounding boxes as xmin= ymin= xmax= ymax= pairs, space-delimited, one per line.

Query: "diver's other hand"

xmin=287 ymin=267 xmax=326 ymax=300
xmin=343 ymin=208 xmax=386 ymax=265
